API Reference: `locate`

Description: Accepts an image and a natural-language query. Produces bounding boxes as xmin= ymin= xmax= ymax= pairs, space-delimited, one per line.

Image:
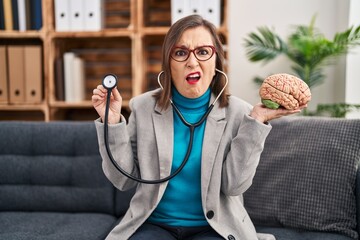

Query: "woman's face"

xmin=170 ymin=26 xmax=216 ymax=98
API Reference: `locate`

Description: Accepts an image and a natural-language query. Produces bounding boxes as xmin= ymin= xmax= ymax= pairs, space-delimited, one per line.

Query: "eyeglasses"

xmin=170 ymin=45 xmax=216 ymax=62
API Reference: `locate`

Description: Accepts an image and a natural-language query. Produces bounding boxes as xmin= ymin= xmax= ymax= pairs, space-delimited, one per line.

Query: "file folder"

xmin=84 ymin=0 xmax=104 ymax=31
xmin=54 ymin=0 xmax=70 ymax=31
xmin=0 ymin=46 xmax=8 ymax=103
xmin=69 ymin=0 xmax=84 ymax=31
xmin=171 ymin=0 xmax=221 ymax=27
xmin=171 ymin=0 xmax=189 ymax=24
xmin=8 ymin=46 xmax=25 ymax=103
xmin=202 ymin=0 xmax=220 ymax=28
xmin=189 ymin=0 xmax=202 ymax=16
xmin=24 ymin=45 xmax=42 ymax=103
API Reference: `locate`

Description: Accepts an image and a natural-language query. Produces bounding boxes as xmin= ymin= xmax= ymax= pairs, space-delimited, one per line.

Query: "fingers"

xmin=93 ymin=85 xmax=106 ymax=97
xmin=251 ymin=102 xmax=308 ymax=123
xmin=111 ymin=87 xmax=122 ymax=102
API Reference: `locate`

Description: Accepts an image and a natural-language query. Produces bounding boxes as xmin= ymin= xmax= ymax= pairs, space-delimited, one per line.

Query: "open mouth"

xmin=186 ymin=72 xmax=201 ymax=84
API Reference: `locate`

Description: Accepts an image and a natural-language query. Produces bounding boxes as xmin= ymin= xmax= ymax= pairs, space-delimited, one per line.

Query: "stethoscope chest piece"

xmin=103 ymin=74 xmax=118 ymax=90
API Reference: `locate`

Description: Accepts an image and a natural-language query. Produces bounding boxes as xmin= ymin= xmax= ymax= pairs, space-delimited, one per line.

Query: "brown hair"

xmin=154 ymin=14 xmax=229 ymax=109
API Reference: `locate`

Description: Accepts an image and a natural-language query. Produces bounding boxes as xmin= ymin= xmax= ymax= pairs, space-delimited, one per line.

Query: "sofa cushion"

xmin=0 ymin=212 xmax=116 ymax=240
xmin=256 ymin=226 xmax=353 ymax=240
xmin=0 ymin=122 xmax=115 ymax=214
xmin=115 ymin=187 xmax=136 ymax=217
xmin=244 ymin=117 xmax=360 ymax=239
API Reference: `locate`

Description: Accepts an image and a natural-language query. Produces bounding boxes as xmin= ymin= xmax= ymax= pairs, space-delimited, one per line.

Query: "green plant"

xmin=307 ymin=103 xmax=360 ymax=118
xmin=244 ymin=16 xmax=360 ymax=89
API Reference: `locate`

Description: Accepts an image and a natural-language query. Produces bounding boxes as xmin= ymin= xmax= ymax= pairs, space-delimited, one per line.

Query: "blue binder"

xmin=0 ymin=0 xmax=5 ymax=30
xmin=30 ymin=0 xmax=42 ymax=30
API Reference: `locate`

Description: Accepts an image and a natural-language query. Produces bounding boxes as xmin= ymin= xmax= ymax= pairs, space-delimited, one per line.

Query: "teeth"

xmin=188 ymin=73 xmax=200 ymax=78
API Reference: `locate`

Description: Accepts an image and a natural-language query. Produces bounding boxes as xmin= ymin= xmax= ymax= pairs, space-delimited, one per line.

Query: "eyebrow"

xmin=174 ymin=44 xmax=213 ymax=49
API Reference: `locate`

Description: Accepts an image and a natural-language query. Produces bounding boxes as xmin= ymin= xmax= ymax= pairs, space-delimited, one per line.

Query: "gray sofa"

xmin=0 ymin=121 xmax=134 ymax=240
xmin=0 ymin=117 xmax=359 ymax=240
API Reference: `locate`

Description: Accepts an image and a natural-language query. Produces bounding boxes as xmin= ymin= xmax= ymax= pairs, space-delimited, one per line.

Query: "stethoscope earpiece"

xmin=102 ymin=74 xmax=118 ymax=90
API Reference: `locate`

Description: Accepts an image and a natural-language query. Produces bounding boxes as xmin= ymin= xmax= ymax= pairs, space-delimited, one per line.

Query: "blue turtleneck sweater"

xmin=148 ymin=87 xmax=211 ymax=227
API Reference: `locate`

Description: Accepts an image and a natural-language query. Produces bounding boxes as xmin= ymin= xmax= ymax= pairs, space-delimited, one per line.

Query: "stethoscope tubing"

xmin=103 ymin=69 xmax=228 ymax=184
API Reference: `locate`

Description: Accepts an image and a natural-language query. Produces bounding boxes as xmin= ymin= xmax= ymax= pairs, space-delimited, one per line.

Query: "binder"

xmin=17 ymin=0 xmax=26 ymax=31
xmin=29 ymin=0 xmax=42 ymax=30
xmin=24 ymin=45 xmax=42 ymax=103
xmin=72 ymin=56 xmax=85 ymax=101
xmin=189 ymin=0 xmax=202 ymax=16
xmin=202 ymin=0 xmax=220 ymax=28
xmin=84 ymin=0 xmax=104 ymax=31
xmin=8 ymin=46 xmax=25 ymax=103
xmin=69 ymin=0 xmax=84 ymax=31
xmin=54 ymin=0 xmax=70 ymax=31
xmin=171 ymin=0 xmax=221 ymax=27
xmin=54 ymin=57 xmax=65 ymax=101
xmin=3 ymin=0 xmax=13 ymax=30
xmin=171 ymin=0 xmax=189 ymax=24
xmin=0 ymin=0 xmax=5 ymax=30
xmin=25 ymin=0 xmax=31 ymax=29
xmin=63 ymin=52 xmax=85 ymax=102
xmin=0 ymin=46 xmax=8 ymax=103
xmin=11 ymin=0 xmax=19 ymax=30
xmin=64 ymin=52 xmax=75 ymax=102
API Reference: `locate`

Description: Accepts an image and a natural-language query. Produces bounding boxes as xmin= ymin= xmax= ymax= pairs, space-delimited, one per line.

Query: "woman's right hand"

xmin=92 ymin=85 xmax=122 ymax=124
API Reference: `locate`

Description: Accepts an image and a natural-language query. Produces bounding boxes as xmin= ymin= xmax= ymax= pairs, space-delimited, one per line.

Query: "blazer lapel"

xmin=201 ymin=96 xmax=227 ymax=199
xmin=152 ymin=104 xmax=174 ymax=196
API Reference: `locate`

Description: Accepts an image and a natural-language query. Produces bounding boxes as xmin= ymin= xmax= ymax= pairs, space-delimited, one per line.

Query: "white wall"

xmin=346 ymin=0 xmax=360 ymax=118
xmin=228 ymin=0 xmax=351 ymax=111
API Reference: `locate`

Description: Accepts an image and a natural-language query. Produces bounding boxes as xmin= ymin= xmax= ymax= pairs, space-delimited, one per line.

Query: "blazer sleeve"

xmin=95 ymin=102 xmax=139 ymax=191
xmin=221 ymin=114 xmax=272 ymax=196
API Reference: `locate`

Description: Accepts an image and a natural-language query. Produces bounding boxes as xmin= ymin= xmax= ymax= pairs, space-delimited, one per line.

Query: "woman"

xmin=92 ymin=15 xmax=304 ymax=240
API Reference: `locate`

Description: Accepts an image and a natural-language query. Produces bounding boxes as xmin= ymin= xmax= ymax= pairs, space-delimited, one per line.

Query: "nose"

xmin=186 ymin=51 xmax=199 ymax=68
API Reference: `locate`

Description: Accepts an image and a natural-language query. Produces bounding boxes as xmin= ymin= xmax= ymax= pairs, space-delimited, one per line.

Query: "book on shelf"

xmin=63 ymin=52 xmax=86 ymax=102
xmin=0 ymin=0 xmax=42 ymax=31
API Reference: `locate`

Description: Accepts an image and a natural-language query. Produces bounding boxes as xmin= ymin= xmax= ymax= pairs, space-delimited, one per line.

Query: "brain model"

xmin=259 ymin=73 xmax=311 ymax=110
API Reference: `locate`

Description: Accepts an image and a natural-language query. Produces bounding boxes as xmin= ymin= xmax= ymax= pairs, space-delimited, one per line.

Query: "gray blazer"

xmin=95 ymin=89 xmax=272 ymax=240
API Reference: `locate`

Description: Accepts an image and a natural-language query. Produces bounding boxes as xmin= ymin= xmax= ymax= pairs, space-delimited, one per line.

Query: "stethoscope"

xmin=102 ymin=68 xmax=228 ymax=184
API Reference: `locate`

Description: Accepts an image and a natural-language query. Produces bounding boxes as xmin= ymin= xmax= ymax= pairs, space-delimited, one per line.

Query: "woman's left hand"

xmin=250 ymin=103 xmax=307 ymax=123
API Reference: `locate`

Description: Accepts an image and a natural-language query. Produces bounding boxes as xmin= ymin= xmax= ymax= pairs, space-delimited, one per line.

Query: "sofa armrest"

xmin=356 ymin=168 xmax=360 ymax=236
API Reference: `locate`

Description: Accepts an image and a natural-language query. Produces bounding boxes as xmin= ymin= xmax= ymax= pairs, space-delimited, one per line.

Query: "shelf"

xmin=0 ymin=102 xmax=47 ymax=111
xmin=0 ymin=30 xmax=45 ymax=39
xmin=49 ymin=100 xmax=129 ymax=109
xmin=49 ymin=29 xmax=134 ymax=39
xmin=0 ymin=0 xmax=228 ymax=121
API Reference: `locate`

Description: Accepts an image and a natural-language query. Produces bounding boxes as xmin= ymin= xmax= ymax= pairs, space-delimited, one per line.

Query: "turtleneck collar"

xmin=172 ymin=87 xmax=211 ymax=113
